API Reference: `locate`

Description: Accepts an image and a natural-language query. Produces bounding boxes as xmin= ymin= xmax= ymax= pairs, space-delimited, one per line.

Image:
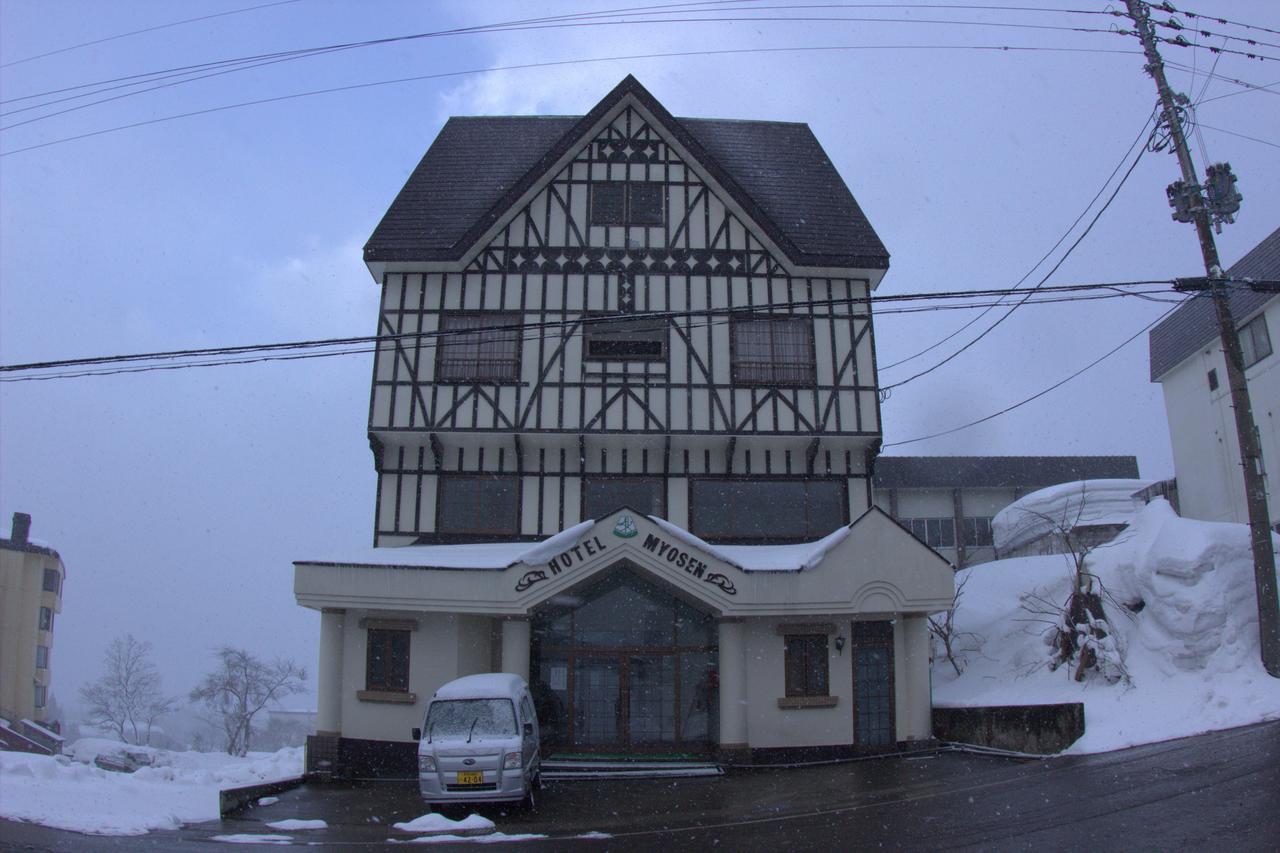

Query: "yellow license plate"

xmin=456 ymin=771 xmax=483 ymax=785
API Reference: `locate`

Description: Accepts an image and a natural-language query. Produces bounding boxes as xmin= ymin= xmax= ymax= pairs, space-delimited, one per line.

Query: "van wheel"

xmin=521 ymin=786 xmax=537 ymax=813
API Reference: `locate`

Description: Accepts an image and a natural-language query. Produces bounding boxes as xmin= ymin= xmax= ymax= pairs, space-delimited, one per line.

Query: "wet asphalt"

xmin=2 ymin=720 xmax=1278 ymax=851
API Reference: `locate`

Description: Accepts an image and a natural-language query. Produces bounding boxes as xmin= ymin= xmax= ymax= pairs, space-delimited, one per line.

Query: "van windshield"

xmin=425 ymin=698 xmax=517 ymax=740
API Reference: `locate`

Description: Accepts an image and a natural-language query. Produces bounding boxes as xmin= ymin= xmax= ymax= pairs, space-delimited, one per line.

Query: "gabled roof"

xmin=872 ymin=455 xmax=1140 ymax=490
xmin=365 ymin=75 xmax=889 ymax=270
xmin=1149 ymin=226 xmax=1280 ymax=381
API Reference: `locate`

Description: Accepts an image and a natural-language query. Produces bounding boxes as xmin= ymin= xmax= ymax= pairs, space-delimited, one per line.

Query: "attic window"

xmin=584 ymin=313 xmax=666 ymax=361
xmin=590 ymin=182 xmax=665 ymax=226
xmin=1207 ymin=368 xmax=1219 ymax=391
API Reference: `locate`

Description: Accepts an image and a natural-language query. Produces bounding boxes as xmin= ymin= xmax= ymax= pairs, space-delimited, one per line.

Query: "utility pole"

xmin=1124 ymin=0 xmax=1279 ymax=677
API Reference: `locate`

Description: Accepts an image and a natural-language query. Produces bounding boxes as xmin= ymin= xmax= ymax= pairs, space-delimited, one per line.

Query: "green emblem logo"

xmin=613 ymin=515 xmax=638 ymax=538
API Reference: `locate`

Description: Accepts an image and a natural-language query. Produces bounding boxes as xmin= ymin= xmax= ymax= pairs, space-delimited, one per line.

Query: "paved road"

xmin=3 ymin=721 xmax=1278 ymax=851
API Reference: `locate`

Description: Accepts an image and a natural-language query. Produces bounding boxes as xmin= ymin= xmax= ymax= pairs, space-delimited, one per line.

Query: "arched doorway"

xmin=529 ymin=563 xmax=719 ymax=755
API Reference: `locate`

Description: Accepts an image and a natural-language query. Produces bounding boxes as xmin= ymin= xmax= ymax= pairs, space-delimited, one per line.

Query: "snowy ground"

xmin=935 ymin=499 xmax=1280 ymax=753
xmin=0 ymin=739 xmax=303 ymax=836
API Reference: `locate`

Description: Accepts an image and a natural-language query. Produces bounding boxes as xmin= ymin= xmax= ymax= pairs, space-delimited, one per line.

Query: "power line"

xmin=879 ymin=107 xmax=1157 ymax=372
xmin=882 ymin=299 xmax=1184 ymax=448
xmin=0 ymin=1 xmax=761 ymax=107
xmin=0 ymin=0 xmax=305 ymax=69
xmin=0 ymin=1 xmax=1119 ymax=106
xmin=0 ymin=42 xmax=1141 ymax=157
xmin=1151 ymin=32 xmax=1280 ymax=63
xmin=1170 ymin=2 xmax=1280 ymax=40
xmin=0 ymin=281 xmax=1177 ymax=382
xmin=1162 ymin=61 xmax=1280 ymax=98
xmin=1 ymin=10 xmax=1132 ymax=130
xmin=1193 ymin=122 xmax=1280 ymax=150
xmin=1149 ymin=11 xmax=1280 ymax=53
xmin=879 ymin=121 xmax=1151 ymax=392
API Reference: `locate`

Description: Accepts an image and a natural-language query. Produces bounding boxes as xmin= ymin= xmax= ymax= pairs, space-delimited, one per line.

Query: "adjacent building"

xmin=871 ymin=455 xmax=1141 ymax=567
xmin=1149 ymin=227 xmax=1278 ymax=527
xmin=294 ymin=76 xmax=954 ymax=777
xmin=1 ymin=512 xmax=65 ymax=753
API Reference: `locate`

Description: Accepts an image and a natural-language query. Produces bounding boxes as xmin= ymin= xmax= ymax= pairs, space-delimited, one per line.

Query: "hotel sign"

xmin=513 ymin=516 xmax=736 ymax=595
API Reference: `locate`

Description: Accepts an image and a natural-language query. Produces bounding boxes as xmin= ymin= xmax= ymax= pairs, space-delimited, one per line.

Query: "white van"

xmin=415 ymin=673 xmax=541 ymax=807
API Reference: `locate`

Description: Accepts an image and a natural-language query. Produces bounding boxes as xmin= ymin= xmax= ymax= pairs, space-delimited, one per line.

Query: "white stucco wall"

xmin=336 ymin=610 xmax=494 ymax=744
xmin=742 ymin=618 xmax=854 ymax=749
xmin=1160 ymin=298 xmax=1279 ymax=524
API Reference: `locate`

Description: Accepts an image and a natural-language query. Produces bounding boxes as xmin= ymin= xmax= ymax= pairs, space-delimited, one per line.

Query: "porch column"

xmin=901 ymin=614 xmax=933 ymax=741
xmin=316 ymin=608 xmax=345 ymax=736
xmin=501 ymin=617 xmax=531 ymax=681
xmin=717 ymin=618 xmax=748 ymax=753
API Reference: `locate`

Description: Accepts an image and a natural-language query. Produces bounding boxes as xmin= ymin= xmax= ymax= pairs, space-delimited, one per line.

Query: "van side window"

xmin=521 ymin=696 xmax=534 ymax=724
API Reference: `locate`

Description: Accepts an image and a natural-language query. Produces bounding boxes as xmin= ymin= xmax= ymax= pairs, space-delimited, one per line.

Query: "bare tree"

xmin=189 ymin=647 xmax=306 ymax=756
xmin=1015 ymin=485 xmax=1130 ymax=684
xmin=78 ymin=634 xmax=177 ymax=745
xmin=928 ymin=573 xmax=983 ymax=676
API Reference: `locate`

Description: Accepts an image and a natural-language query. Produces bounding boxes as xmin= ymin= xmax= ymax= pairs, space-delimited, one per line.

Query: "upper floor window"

xmin=690 ymin=479 xmax=844 ymax=542
xmin=39 ymin=606 xmax=53 ymax=632
xmin=437 ymin=475 xmax=520 ymax=536
xmin=731 ymin=317 xmax=815 ymax=385
xmin=590 ymin=182 xmax=665 ymax=226
xmin=583 ymin=477 xmax=664 ymax=518
xmin=436 ymin=312 xmax=521 ymax=383
xmin=42 ymin=568 xmax=60 ymax=594
xmin=1240 ymin=313 xmax=1272 ymax=368
xmin=36 ymin=644 xmax=49 ymax=670
xmin=584 ymin=313 xmax=666 ymax=362
xmin=903 ymin=517 xmax=956 ymax=549
xmin=962 ymin=517 xmax=994 ymax=548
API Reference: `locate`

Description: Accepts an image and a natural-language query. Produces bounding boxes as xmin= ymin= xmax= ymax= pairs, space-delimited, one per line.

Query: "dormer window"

xmin=590 ymin=182 xmax=665 ymax=226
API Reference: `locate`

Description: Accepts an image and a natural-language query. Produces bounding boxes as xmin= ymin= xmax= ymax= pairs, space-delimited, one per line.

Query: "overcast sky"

xmin=2 ymin=1 xmax=1277 ymax=715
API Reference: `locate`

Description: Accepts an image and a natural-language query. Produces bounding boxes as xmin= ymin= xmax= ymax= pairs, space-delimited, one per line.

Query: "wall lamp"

xmin=834 ymin=634 xmax=847 ymax=655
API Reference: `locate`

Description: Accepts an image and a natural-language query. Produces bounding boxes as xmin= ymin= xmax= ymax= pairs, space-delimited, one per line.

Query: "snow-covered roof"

xmin=299 ymin=516 xmax=851 ymax=573
xmin=650 ymin=517 xmax=850 ymax=572
xmin=992 ymin=479 xmax=1153 ymax=553
xmin=432 ymin=673 xmax=527 ymax=702
xmin=20 ymin=719 xmax=64 ymax=742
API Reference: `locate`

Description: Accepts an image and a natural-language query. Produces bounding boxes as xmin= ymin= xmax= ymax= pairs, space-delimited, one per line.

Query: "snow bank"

xmin=0 ymin=740 xmax=303 ymax=836
xmin=936 ymin=500 xmax=1280 ymax=753
xmin=393 ymin=813 xmax=495 ymax=833
xmin=992 ymin=478 xmax=1151 ymax=553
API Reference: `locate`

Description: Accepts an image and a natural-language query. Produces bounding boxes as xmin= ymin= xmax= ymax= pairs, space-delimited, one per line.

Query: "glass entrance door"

xmin=627 ymin=655 xmax=676 ymax=746
xmin=533 ymin=566 xmax=718 ymax=754
xmin=573 ymin=656 xmax=621 ymax=748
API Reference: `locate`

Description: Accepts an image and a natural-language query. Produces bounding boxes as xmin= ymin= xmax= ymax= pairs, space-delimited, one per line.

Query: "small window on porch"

xmin=784 ymin=634 xmax=829 ymax=697
xmin=366 ymin=628 xmax=410 ymax=693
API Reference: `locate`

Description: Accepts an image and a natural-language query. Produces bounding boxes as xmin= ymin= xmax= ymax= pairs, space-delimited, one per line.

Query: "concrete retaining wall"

xmin=933 ymin=703 xmax=1085 ymax=755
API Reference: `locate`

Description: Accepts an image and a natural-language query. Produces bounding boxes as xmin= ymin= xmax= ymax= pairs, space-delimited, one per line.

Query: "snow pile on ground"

xmin=0 ymin=739 xmax=303 ymax=836
xmin=992 ymin=479 xmax=1151 ymax=553
xmin=266 ymin=819 xmax=328 ymax=830
xmin=393 ymin=813 xmax=495 ymax=834
xmin=936 ymin=499 xmax=1280 ymax=753
xmin=391 ymin=832 xmax=550 ymax=844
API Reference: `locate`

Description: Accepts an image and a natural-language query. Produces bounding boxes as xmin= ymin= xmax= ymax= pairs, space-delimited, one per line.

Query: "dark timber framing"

xmin=367 ymin=98 xmax=882 ymax=544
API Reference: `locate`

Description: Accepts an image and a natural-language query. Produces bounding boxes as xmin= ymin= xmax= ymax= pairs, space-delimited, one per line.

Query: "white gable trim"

xmin=294 ymin=509 xmax=955 ymax=617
